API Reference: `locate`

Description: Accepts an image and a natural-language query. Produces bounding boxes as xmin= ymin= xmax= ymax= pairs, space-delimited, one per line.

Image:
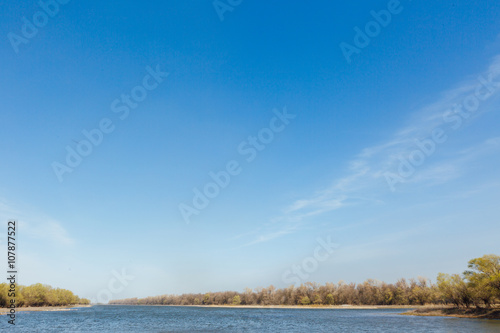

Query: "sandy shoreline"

xmin=107 ymin=304 xmax=426 ymax=310
xmin=402 ymin=307 xmax=500 ymax=320
xmin=0 ymin=305 xmax=92 ymax=315
xmin=1 ymin=304 xmax=421 ymax=314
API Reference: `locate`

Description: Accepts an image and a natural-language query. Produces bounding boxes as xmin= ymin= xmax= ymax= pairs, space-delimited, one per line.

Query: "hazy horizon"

xmin=1 ymin=0 xmax=500 ymax=303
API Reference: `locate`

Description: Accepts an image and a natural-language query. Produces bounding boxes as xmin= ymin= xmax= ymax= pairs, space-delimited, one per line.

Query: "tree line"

xmin=110 ymin=254 xmax=500 ymax=308
xmin=0 ymin=283 xmax=90 ymax=307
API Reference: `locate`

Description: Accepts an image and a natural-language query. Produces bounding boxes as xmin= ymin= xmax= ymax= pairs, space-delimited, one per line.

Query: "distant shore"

xmin=0 ymin=305 xmax=92 ymax=315
xmin=402 ymin=306 xmax=500 ymax=320
xmin=182 ymin=304 xmax=421 ymax=310
xmin=108 ymin=304 xmax=425 ymax=310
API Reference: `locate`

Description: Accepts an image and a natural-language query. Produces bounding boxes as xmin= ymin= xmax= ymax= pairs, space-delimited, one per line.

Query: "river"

xmin=7 ymin=305 xmax=500 ymax=332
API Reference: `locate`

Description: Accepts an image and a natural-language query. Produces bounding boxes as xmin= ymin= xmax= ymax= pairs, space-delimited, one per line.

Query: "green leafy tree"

xmin=437 ymin=273 xmax=473 ymax=308
xmin=313 ymin=294 xmax=322 ymax=305
xmin=465 ymin=255 xmax=500 ymax=292
xmin=464 ymin=254 xmax=500 ymax=307
xmin=232 ymin=295 xmax=241 ymax=305
xmin=300 ymin=296 xmax=311 ymax=305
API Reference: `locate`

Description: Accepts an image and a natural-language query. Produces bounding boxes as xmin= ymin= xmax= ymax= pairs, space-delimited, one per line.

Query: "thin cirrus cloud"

xmin=406 ymin=136 xmax=500 ymax=186
xmin=231 ymin=223 xmax=300 ymax=248
xmin=23 ymin=219 xmax=75 ymax=246
xmin=0 ymin=199 xmax=75 ymax=246
xmin=287 ymin=55 xmax=500 ymax=214
xmin=242 ymin=55 xmax=500 ymax=246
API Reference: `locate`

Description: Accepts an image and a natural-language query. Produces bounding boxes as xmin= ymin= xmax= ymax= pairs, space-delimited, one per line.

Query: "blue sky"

xmin=1 ymin=0 xmax=500 ymax=301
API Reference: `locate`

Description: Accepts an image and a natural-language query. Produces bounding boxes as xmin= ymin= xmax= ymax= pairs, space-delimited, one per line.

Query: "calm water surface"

xmin=4 ymin=305 xmax=500 ymax=332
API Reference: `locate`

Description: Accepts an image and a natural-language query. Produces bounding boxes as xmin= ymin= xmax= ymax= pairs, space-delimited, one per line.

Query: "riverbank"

xmin=0 ymin=304 xmax=92 ymax=315
xmin=190 ymin=304 xmax=421 ymax=310
xmin=110 ymin=304 xmax=425 ymax=310
xmin=402 ymin=306 xmax=500 ymax=319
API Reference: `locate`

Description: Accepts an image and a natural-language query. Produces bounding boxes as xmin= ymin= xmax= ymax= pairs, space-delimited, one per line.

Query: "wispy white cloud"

xmin=23 ymin=219 xmax=75 ymax=246
xmin=0 ymin=199 xmax=75 ymax=246
xmin=440 ymin=179 xmax=500 ymax=201
xmin=285 ymin=55 xmax=500 ymax=211
xmin=239 ymin=55 xmax=500 ymax=246
xmin=230 ymin=223 xmax=300 ymax=247
xmin=243 ymin=226 xmax=298 ymax=247
xmin=406 ymin=137 xmax=500 ymax=186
